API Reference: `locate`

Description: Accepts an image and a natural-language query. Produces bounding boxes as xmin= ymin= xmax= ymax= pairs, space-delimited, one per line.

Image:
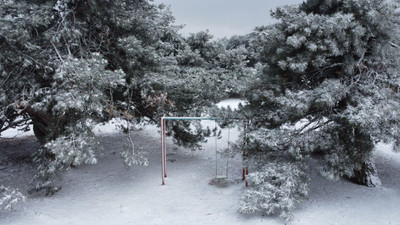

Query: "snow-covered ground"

xmin=1 ymin=99 xmax=400 ymax=225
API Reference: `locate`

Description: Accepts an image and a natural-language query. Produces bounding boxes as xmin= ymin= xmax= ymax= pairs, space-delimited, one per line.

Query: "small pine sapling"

xmin=239 ymin=162 xmax=309 ymax=220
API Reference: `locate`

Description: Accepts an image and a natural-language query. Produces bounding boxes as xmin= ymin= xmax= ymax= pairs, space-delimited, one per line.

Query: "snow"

xmin=216 ymin=98 xmax=247 ymax=110
xmin=0 ymin=125 xmax=34 ymax=139
xmin=1 ymin=100 xmax=400 ymax=225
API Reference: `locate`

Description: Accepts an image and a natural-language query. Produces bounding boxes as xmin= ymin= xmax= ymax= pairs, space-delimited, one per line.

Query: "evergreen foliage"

xmin=146 ymin=30 xmax=253 ymax=147
xmin=0 ymin=0 xmax=173 ymax=194
xmin=0 ymin=0 xmax=250 ymax=195
xmin=239 ymin=162 xmax=309 ymax=219
xmin=1 ymin=0 xmax=399 ymax=219
xmin=0 ymin=0 xmax=221 ymax=193
xmin=239 ymin=0 xmax=400 ymax=218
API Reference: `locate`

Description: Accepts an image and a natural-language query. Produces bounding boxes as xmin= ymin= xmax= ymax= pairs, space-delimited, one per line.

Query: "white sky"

xmin=152 ymin=0 xmax=305 ymax=38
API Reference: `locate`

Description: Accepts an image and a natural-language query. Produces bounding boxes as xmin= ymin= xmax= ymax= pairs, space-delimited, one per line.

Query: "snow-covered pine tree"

xmin=145 ymin=30 xmax=254 ymax=148
xmin=0 ymin=0 xmax=251 ymax=195
xmin=238 ymin=0 xmax=400 ymax=218
xmin=0 ymin=0 xmax=204 ymax=194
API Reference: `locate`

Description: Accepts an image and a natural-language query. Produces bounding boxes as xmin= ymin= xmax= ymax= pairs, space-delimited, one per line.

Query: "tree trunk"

xmin=32 ymin=118 xmax=49 ymax=145
xmin=24 ymin=106 xmax=58 ymax=144
xmin=351 ymin=157 xmax=382 ymax=187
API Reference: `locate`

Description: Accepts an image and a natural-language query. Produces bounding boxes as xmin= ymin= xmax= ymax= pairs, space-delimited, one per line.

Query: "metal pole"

xmin=162 ymin=117 xmax=217 ymax=120
xmin=215 ymin=120 xmax=218 ymax=178
xmin=161 ymin=117 xmax=165 ymax=185
xmin=226 ymin=126 xmax=230 ymax=178
xmin=243 ymin=118 xmax=249 ymax=187
xmin=163 ymin=118 xmax=167 ymax=178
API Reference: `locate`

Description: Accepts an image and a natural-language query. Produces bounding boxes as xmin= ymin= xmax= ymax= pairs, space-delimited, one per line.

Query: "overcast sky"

xmin=152 ymin=0 xmax=305 ymax=38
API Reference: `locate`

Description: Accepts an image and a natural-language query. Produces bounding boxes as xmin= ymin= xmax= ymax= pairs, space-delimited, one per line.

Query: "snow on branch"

xmin=0 ymin=186 xmax=25 ymax=211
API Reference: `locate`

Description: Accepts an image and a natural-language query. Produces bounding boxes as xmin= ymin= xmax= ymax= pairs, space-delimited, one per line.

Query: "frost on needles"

xmin=0 ymin=0 xmax=248 ymax=198
xmin=1 ymin=0 xmax=400 ymax=220
xmin=237 ymin=0 xmax=400 ymax=219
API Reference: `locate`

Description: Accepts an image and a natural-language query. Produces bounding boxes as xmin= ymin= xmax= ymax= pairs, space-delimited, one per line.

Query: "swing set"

xmin=160 ymin=116 xmax=249 ymax=186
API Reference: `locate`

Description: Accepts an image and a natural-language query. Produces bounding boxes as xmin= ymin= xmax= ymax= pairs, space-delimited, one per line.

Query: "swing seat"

xmin=215 ymin=175 xmax=228 ymax=180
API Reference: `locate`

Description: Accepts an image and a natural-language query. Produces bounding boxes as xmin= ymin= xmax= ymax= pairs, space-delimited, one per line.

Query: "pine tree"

xmin=238 ymin=0 xmax=400 ymax=218
xmin=0 ymin=0 xmax=195 ymax=194
xmin=146 ymin=30 xmax=254 ymax=147
xmin=0 ymin=0 xmax=251 ymax=195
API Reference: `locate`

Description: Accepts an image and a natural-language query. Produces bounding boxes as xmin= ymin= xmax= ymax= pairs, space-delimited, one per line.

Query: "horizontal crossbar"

xmin=162 ymin=117 xmax=217 ymax=120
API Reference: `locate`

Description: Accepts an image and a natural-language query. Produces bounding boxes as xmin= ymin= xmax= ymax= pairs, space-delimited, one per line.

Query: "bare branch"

xmin=51 ymin=42 xmax=65 ymax=63
xmin=390 ymin=42 xmax=400 ymax=49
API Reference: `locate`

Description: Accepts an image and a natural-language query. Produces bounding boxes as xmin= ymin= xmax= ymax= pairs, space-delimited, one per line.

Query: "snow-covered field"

xmin=1 ymin=99 xmax=400 ymax=225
